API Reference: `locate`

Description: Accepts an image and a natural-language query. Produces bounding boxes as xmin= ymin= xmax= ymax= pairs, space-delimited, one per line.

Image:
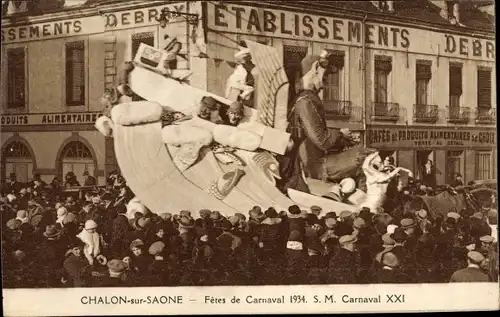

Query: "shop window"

xmin=60 ymin=141 xmax=94 ymax=185
xmin=475 ymin=151 xmax=493 ymax=180
xmin=477 ymin=68 xmax=492 ymax=109
xmin=283 ymin=45 xmax=308 ymax=106
xmin=446 ymin=150 xmax=464 ymax=184
xmin=66 ymin=41 xmax=85 ymax=106
xmin=7 ymin=47 xmax=26 ymax=109
xmin=132 ymin=32 xmax=155 ymax=60
xmin=415 ymin=61 xmax=431 ymax=106
xmin=374 ymin=56 xmax=392 ymax=104
xmin=449 ymin=63 xmax=462 ymax=109
xmin=3 ymin=141 xmax=33 ymax=183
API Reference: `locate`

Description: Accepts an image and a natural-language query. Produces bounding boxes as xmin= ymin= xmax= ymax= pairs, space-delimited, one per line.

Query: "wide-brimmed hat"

xmin=43 ymin=225 xmax=61 ymax=238
xmin=480 ymin=235 xmax=494 ymax=243
xmin=179 ymin=216 xmax=195 ymax=228
xmin=446 ymin=212 xmax=461 ymax=222
xmin=416 ymin=209 xmax=428 ymax=220
xmin=339 ymin=210 xmax=353 ymax=219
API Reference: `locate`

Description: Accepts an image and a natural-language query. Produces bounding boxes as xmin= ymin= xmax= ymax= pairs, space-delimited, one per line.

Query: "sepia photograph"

xmin=1 ymin=0 xmax=498 ymax=315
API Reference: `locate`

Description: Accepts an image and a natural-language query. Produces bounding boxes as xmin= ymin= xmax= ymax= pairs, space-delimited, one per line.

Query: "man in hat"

xmin=225 ymin=47 xmax=255 ymax=108
xmin=282 ymin=50 xmax=372 ymax=193
xmin=96 ymin=259 xmax=129 ymax=287
xmin=83 ymin=171 xmax=97 ymax=187
xmin=64 ymin=172 xmax=80 ymax=188
xmin=450 ymin=251 xmax=490 ymax=282
xmin=328 ymin=234 xmax=358 ymax=284
xmin=374 ymin=251 xmax=411 ymax=283
xmin=4 ymin=172 xmax=20 ymax=195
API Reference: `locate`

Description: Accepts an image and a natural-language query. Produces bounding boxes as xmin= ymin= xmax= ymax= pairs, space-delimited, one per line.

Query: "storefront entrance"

xmin=59 ymin=141 xmax=95 ymax=185
xmin=2 ymin=140 xmax=35 ymax=183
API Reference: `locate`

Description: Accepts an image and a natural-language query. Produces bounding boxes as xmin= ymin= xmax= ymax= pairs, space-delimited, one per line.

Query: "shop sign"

xmin=1 ymin=16 xmax=105 ymax=44
xmin=104 ymin=2 xmax=187 ymax=30
xmin=367 ymin=127 xmax=496 ymax=149
xmin=1 ymin=112 xmax=102 ymax=126
xmin=207 ymin=2 xmax=495 ymax=61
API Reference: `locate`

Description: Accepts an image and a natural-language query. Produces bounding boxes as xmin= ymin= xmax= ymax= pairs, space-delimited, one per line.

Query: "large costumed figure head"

xmin=299 ymin=50 xmax=332 ymax=94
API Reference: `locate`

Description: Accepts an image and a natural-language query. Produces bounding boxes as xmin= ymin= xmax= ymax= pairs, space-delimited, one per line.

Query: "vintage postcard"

xmin=1 ymin=0 xmax=498 ymax=315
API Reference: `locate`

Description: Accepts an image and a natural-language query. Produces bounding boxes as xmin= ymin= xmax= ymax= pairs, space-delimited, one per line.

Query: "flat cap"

xmin=480 ymin=235 xmax=494 ymax=243
xmin=340 ymin=210 xmax=353 ymax=219
xmin=467 ymin=251 xmax=485 ymax=263
xmin=400 ymin=218 xmax=416 ymax=229
xmin=148 ymin=241 xmax=166 ymax=255
xmin=447 ymin=212 xmax=461 ymax=221
xmin=339 ymin=235 xmax=357 ymax=245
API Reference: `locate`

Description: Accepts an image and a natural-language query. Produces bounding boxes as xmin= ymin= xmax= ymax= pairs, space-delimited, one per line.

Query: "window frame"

xmin=131 ymin=31 xmax=156 ymax=61
xmin=477 ymin=67 xmax=492 ymax=109
xmin=448 ymin=63 xmax=463 ymax=109
xmin=5 ymin=46 xmax=28 ymax=111
xmin=475 ymin=151 xmax=493 ymax=180
xmin=65 ymin=40 xmax=87 ymax=108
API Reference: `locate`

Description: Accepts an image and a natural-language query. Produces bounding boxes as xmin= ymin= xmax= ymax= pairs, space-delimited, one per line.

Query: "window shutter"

xmin=7 ymin=48 xmax=25 ymax=109
xmin=449 ymin=65 xmax=462 ymax=95
xmin=477 ymin=69 xmax=491 ymax=108
xmin=66 ymin=41 xmax=85 ymax=106
xmin=416 ymin=63 xmax=431 ymax=80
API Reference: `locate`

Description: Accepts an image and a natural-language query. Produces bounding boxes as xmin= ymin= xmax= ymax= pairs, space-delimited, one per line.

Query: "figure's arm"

xmin=295 ymin=98 xmax=341 ymax=151
xmin=362 ymin=151 xmax=379 ymax=179
xmin=374 ymin=167 xmax=402 ymax=184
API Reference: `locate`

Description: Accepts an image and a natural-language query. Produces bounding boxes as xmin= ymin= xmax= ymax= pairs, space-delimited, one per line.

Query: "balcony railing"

xmin=447 ymin=106 xmax=470 ymax=124
xmin=413 ymin=104 xmax=439 ymax=123
xmin=324 ymin=101 xmax=363 ymax=122
xmin=474 ymin=107 xmax=496 ymax=125
xmin=371 ymin=102 xmax=400 ymax=121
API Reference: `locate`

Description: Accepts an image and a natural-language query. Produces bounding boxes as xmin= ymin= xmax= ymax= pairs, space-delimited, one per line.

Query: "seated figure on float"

xmin=282 ymin=50 xmax=373 ymax=194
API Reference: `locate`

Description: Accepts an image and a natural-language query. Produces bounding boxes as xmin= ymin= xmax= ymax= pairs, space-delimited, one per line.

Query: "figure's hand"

xmin=286 ymin=139 xmax=294 ymax=152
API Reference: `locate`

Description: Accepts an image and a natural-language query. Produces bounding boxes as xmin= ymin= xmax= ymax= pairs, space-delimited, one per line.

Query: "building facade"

xmin=1 ymin=0 xmax=496 ymax=186
xmin=204 ymin=0 xmax=496 ymax=186
xmin=1 ymin=0 xmax=195 ymax=184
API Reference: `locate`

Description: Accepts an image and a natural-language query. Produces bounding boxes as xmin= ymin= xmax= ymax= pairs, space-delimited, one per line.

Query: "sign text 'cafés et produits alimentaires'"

xmin=367 ymin=127 xmax=496 ymax=149
xmin=1 ymin=112 xmax=102 ymax=126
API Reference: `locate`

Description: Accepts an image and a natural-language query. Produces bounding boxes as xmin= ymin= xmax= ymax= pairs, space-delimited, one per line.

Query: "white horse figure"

xmin=361 ymin=151 xmax=413 ymax=213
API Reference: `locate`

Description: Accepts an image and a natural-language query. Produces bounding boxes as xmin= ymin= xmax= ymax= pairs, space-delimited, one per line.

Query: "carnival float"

xmin=94 ymin=39 xmax=496 ymax=226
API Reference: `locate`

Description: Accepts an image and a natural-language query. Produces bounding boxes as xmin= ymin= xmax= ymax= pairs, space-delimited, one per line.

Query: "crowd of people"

xmin=1 ymin=170 xmax=498 ymax=288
